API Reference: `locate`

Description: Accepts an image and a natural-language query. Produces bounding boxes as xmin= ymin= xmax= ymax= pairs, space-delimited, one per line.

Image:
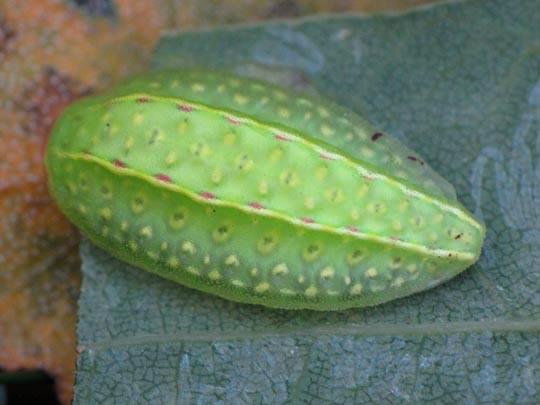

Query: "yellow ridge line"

xmin=62 ymin=151 xmax=478 ymax=262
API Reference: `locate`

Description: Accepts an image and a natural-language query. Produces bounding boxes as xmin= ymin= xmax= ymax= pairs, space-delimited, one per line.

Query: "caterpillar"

xmin=46 ymin=69 xmax=485 ymax=310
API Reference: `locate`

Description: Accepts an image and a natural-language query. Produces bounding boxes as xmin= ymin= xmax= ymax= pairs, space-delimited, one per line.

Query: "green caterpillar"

xmin=46 ymin=69 xmax=485 ymax=310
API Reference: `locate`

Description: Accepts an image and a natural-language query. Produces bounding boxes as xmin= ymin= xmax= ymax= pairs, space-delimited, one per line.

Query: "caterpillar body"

xmin=46 ymin=69 xmax=485 ymax=310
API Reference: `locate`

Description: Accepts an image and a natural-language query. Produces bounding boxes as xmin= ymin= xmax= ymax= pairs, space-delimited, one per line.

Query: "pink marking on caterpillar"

xmin=155 ymin=173 xmax=172 ymax=183
xmin=113 ymin=159 xmax=126 ymax=168
xmin=178 ymin=104 xmax=193 ymax=112
xmin=200 ymin=191 xmax=217 ymax=200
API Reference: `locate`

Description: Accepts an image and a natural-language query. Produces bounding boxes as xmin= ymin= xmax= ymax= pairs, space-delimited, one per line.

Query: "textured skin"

xmin=46 ymin=69 xmax=485 ymax=310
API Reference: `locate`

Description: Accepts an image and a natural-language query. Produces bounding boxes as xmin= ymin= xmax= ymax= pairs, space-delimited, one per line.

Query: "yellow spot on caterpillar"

xmin=257 ymin=233 xmax=278 ymax=255
xmin=99 ymin=207 xmax=112 ymax=221
xmin=190 ymin=142 xmax=211 ymax=159
xmin=251 ymin=84 xmax=265 ymax=91
xmin=124 ymin=136 xmax=135 ymax=151
xmin=320 ymin=266 xmax=335 ymax=280
xmin=280 ymin=170 xmax=299 ymax=187
xmin=351 ymin=208 xmax=360 ymax=221
xmin=434 ymin=213 xmax=444 ymax=224
xmin=128 ymin=240 xmax=138 ymax=252
xmin=344 ymin=276 xmax=352 ymax=285
xmin=347 ymin=249 xmax=364 ymax=266
xmin=139 ymin=226 xmax=153 ymax=239
xmin=223 ymin=132 xmax=236 ymax=145
xmin=272 ymin=263 xmax=288 ymax=276
xmin=131 ymin=195 xmax=145 ymax=214
xmin=298 ymin=275 xmax=306 ymax=284
xmin=303 ymin=243 xmax=321 ymax=262
xmin=365 ymin=267 xmax=378 ymax=278
xmin=211 ymin=167 xmax=223 ymax=184
xmin=165 ymin=151 xmax=177 ymax=166
xmin=390 ymin=257 xmax=402 ymax=269
xmin=67 ymin=181 xmax=77 ymax=194
xmin=303 ymin=195 xmax=316 ymax=210
xmin=177 ymin=120 xmax=188 ymax=134
xmin=235 ymin=154 xmax=254 ymax=173
xmin=316 ymin=166 xmax=328 ymax=181
xmin=273 ymin=90 xmax=286 ymax=100
xmin=147 ymin=250 xmax=158 ymax=260
xmin=278 ymin=107 xmax=290 ymax=118
xmin=120 ymin=221 xmax=128 ymax=232
xmin=280 ymin=288 xmax=295 ymax=295
xmin=407 ymin=264 xmax=418 ymax=273
xmin=270 ymin=148 xmax=284 ymax=162
xmin=233 ymin=94 xmax=248 ymax=105
xmin=355 ymin=128 xmax=368 ymax=141
xmin=350 ymin=283 xmax=363 ymax=295
xmin=191 ymin=83 xmax=205 ymax=92
xmin=255 ymin=282 xmax=270 ymax=293
xmin=100 ymin=184 xmax=112 ymax=200
xmin=225 ymin=255 xmax=239 ymax=267
xmin=305 ymin=286 xmax=318 ymax=297
xmin=132 ymin=112 xmax=144 ymax=125
xmin=327 ymin=290 xmax=339 ymax=296
xmin=317 ymin=107 xmax=330 ymax=118
xmin=148 ymin=129 xmax=164 ymax=145
xmin=213 ymin=223 xmax=232 ymax=242
xmin=78 ymin=204 xmax=87 ymax=214
xmin=392 ymin=221 xmax=402 ymax=232
xmin=187 ymin=266 xmax=200 ymax=276
xmin=361 ymin=147 xmax=375 ymax=158
xmin=258 ymin=180 xmax=269 ymax=195
xmin=182 ymin=241 xmax=196 ymax=255
xmin=357 ymin=184 xmax=369 ymax=198
xmin=321 ymin=124 xmax=335 ymax=137
xmin=325 ymin=188 xmax=344 ymax=203
xmin=392 ymin=277 xmax=405 ymax=288
xmin=101 ymin=112 xmax=112 ymax=123
xmin=208 ymin=270 xmax=222 ymax=281
xmin=232 ymin=279 xmax=245 ymax=287
xmin=399 ymin=200 xmax=410 ymax=212
xmin=204 ymin=255 xmax=210 ymax=264
xmin=168 ymin=208 xmax=187 ymax=230
xmin=101 ymin=226 xmax=109 ymax=237
xmin=368 ymin=202 xmax=386 ymax=215
xmin=250 ymin=268 xmax=259 ymax=277
xmin=160 ymin=242 xmax=168 ymax=251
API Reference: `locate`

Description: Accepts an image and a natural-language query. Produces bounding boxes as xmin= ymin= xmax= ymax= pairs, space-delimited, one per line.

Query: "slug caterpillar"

xmin=46 ymin=69 xmax=485 ymax=310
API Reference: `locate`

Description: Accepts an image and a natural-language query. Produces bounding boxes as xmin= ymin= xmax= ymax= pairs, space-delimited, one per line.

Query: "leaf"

xmin=75 ymin=0 xmax=540 ymax=402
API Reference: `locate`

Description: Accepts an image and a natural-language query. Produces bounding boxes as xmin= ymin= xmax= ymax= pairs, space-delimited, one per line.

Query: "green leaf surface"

xmin=74 ymin=0 xmax=540 ymax=402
